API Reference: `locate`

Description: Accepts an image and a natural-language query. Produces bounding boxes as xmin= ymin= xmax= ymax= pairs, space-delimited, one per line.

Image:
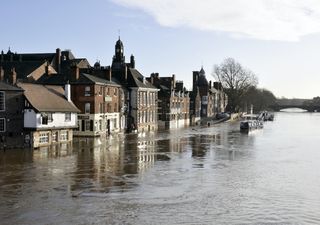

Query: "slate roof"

xmin=17 ymin=83 xmax=80 ymax=113
xmin=128 ymin=68 xmax=157 ymax=89
xmin=0 ymin=61 xmax=47 ymax=80
xmin=72 ymin=73 xmax=121 ymax=86
xmin=0 ymin=81 xmax=23 ymax=91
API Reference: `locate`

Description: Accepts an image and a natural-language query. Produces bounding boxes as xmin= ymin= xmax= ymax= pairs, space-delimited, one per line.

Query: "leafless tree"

xmin=213 ymin=58 xmax=258 ymax=112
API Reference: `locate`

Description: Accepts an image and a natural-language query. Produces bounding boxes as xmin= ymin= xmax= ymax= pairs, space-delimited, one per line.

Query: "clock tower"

xmin=113 ymin=37 xmax=125 ymax=65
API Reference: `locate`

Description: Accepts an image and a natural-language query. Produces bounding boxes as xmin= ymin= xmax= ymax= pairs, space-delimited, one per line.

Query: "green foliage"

xmin=243 ymin=86 xmax=277 ymax=113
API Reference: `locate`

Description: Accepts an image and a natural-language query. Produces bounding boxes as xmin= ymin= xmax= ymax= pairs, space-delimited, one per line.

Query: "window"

xmin=60 ymin=130 xmax=68 ymax=141
xmin=99 ymin=86 xmax=103 ymax=96
xmin=65 ymin=112 xmax=71 ymax=121
xmin=114 ymin=88 xmax=117 ymax=96
xmin=85 ymin=120 xmax=91 ymax=131
xmin=0 ymin=92 xmax=5 ymax=111
xmin=107 ymin=103 xmax=111 ymax=113
xmin=42 ymin=115 xmax=48 ymax=125
xmin=0 ymin=118 xmax=5 ymax=132
xmin=84 ymin=86 xmax=91 ymax=96
xmin=52 ymin=131 xmax=58 ymax=142
xmin=39 ymin=133 xmax=49 ymax=143
xmin=85 ymin=103 xmax=90 ymax=114
xmin=99 ymin=120 xmax=102 ymax=131
xmin=99 ymin=103 xmax=103 ymax=114
xmin=48 ymin=113 xmax=53 ymax=122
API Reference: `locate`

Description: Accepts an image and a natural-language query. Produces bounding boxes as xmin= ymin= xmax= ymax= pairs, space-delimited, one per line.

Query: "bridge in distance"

xmin=270 ymin=98 xmax=320 ymax=112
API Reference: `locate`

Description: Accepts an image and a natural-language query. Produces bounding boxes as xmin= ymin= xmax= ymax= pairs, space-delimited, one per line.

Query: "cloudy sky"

xmin=2 ymin=0 xmax=320 ymax=98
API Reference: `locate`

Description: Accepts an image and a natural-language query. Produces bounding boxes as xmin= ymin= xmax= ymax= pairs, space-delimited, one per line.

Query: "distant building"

xmin=18 ymin=83 xmax=80 ymax=148
xmin=111 ymin=38 xmax=159 ymax=133
xmin=213 ymin=82 xmax=228 ymax=114
xmin=189 ymin=87 xmax=201 ymax=125
xmin=147 ymin=73 xmax=190 ymax=130
xmin=0 ymin=81 xmax=24 ymax=148
xmin=191 ymin=67 xmax=228 ymax=120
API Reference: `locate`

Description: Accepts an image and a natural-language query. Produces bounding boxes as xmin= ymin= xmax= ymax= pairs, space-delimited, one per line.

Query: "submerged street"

xmin=1 ymin=112 xmax=320 ymax=225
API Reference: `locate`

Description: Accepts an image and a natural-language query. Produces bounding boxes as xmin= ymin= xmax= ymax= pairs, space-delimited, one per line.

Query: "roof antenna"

xmin=118 ymin=29 xmax=121 ymax=40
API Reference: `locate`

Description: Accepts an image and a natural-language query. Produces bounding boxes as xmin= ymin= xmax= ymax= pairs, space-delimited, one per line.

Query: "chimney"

xmin=1 ymin=51 xmax=4 ymax=62
xmin=45 ymin=63 xmax=50 ymax=75
xmin=130 ymin=54 xmax=135 ymax=68
xmin=72 ymin=65 xmax=79 ymax=81
xmin=56 ymin=48 xmax=61 ymax=74
xmin=124 ymin=65 xmax=128 ymax=81
xmin=0 ymin=67 xmax=4 ymax=81
xmin=107 ymin=67 xmax=112 ymax=81
xmin=10 ymin=68 xmax=17 ymax=85
xmin=172 ymin=74 xmax=176 ymax=89
xmin=193 ymin=71 xmax=199 ymax=92
xmin=64 ymin=82 xmax=71 ymax=102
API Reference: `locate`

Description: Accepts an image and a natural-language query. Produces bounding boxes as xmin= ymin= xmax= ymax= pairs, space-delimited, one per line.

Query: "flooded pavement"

xmin=1 ymin=112 xmax=320 ymax=225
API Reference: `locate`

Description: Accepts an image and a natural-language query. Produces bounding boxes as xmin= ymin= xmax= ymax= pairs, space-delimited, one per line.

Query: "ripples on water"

xmin=1 ymin=112 xmax=320 ymax=225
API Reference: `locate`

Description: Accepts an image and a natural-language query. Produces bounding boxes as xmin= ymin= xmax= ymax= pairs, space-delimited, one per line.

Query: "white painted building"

xmin=18 ymin=83 xmax=80 ymax=148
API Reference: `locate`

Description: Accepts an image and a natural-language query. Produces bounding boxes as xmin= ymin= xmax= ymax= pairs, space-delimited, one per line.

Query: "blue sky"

xmin=2 ymin=0 xmax=320 ymax=98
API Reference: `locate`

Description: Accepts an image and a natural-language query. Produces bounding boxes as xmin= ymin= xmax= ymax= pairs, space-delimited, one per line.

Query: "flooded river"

xmin=1 ymin=112 xmax=320 ymax=225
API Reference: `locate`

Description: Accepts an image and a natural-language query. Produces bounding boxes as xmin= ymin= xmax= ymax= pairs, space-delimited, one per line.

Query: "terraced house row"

xmin=0 ymin=39 xmax=227 ymax=149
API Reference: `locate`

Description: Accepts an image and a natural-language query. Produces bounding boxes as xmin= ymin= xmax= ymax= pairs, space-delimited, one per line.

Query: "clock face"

xmin=116 ymin=49 xmax=120 ymax=53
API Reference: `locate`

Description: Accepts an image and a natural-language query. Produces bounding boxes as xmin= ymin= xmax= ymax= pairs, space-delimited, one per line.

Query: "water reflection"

xmin=2 ymin=113 xmax=320 ymax=224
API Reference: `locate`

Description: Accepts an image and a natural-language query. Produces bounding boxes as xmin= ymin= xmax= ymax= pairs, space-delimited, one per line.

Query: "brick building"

xmin=111 ymin=38 xmax=159 ymax=133
xmin=147 ymin=73 xmax=190 ymax=130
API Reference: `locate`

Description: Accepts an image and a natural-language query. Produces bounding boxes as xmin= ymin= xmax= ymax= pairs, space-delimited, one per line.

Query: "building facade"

xmin=0 ymin=81 xmax=24 ymax=148
xmin=147 ymin=73 xmax=190 ymax=130
xmin=18 ymin=83 xmax=79 ymax=148
xmin=191 ymin=67 xmax=228 ymax=120
xmin=111 ymin=38 xmax=159 ymax=133
xmin=70 ymin=73 xmax=122 ymax=137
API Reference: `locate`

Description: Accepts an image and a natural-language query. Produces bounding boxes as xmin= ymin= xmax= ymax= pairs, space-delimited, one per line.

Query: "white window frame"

xmin=65 ymin=112 xmax=71 ymax=122
xmin=47 ymin=113 xmax=53 ymax=122
xmin=60 ymin=130 xmax=68 ymax=141
xmin=39 ymin=133 xmax=49 ymax=143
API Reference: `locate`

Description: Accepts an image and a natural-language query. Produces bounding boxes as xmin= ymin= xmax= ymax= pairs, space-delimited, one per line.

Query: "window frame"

xmin=0 ymin=118 xmax=5 ymax=132
xmin=65 ymin=112 xmax=71 ymax=122
xmin=84 ymin=86 xmax=91 ymax=97
xmin=0 ymin=91 xmax=5 ymax=111
xmin=85 ymin=103 xmax=90 ymax=114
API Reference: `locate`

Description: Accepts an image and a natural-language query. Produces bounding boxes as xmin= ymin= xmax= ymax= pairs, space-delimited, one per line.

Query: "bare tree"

xmin=213 ymin=58 xmax=258 ymax=112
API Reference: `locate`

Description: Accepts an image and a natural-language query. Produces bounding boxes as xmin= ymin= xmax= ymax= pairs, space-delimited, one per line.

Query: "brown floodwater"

xmin=1 ymin=112 xmax=320 ymax=225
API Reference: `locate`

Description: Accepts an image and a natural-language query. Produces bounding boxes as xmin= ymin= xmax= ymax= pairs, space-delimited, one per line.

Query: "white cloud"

xmin=112 ymin=0 xmax=320 ymax=41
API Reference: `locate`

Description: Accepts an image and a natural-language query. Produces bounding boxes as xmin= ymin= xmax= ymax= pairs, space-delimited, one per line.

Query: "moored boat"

xmin=240 ymin=114 xmax=264 ymax=132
